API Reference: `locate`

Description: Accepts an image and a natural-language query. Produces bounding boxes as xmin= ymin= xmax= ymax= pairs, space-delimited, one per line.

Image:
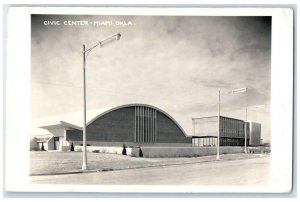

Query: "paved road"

xmin=31 ymin=156 xmax=270 ymax=185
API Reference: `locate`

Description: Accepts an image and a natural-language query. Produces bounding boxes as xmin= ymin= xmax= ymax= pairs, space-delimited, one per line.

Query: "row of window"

xmin=220 ymin=117 xmax=245 ymax=138
xmin=192 ymin=137 xmax=249 ymax=147
xmin=192 ymin=137 xmax=217 ymax=147
xmin=219 ymin=137 xmax=246 ymax=146
xmin=193 ymin=117 xmax=249 ymax=139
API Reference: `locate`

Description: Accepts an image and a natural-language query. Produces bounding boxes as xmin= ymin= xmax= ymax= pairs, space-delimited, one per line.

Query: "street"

xmin=31 ymin=156 xmax=270 ymax=185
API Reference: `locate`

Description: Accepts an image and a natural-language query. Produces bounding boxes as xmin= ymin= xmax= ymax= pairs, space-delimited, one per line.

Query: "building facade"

xmin=248 ymin=121 xmax=261 ymax=146
xmin=30 ymin=105 xmax=261 ymax=151
xmin=191 ymin=116 xmax=260 ymax=147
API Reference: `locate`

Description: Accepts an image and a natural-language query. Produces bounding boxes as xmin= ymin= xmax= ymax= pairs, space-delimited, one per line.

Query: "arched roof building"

xmin=31 ymin=104 xmax=192 ymax=150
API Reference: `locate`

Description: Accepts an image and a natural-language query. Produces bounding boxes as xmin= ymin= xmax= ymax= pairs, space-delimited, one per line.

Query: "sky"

xmin=31 ymin=15 xmax=271 ymax=142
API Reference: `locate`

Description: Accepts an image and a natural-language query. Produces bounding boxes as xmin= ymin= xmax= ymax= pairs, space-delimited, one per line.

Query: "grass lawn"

xmin=30 ymin=151 xmax=266 ymax=175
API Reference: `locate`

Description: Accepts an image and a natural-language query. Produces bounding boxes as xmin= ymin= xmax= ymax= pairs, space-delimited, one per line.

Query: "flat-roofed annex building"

xmin=248 ymin=121 xmax=261 ymax=146
xmin=192 ymin=116 xmax=261 ymax=147
xmin=30 ymin=104 xmax=192 ymax=151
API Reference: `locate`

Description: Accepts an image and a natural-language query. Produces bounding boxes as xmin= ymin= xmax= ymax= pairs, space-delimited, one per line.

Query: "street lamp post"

xmin=245 ymin=105 xmax=248 ymax=153
xmin=217 ymin=90 xmax=220 ymax=160
xmin=81 ymin=33 xmax=121 ymax=171
xmin=232 ymin=87 xmax=248 ymax=154
xmin=82 ymin=44 xmax=87 ymax=170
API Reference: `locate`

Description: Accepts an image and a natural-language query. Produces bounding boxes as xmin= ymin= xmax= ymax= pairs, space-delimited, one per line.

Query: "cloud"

xmin=31 ymin=15 xmax=271 ymax=139
xmin=191 ymin=78 xmax=234 ymax=89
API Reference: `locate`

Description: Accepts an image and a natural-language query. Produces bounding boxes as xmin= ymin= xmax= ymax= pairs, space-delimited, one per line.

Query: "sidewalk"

xmin=30 ymin=151 xmax=269 ymax=176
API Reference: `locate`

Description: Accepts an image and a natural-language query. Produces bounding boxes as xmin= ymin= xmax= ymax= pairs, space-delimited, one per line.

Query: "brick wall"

xmin=67 ymin=107 xmax=135 ymax=142
xmin=156 ymin=111 xmax=190 ymax=143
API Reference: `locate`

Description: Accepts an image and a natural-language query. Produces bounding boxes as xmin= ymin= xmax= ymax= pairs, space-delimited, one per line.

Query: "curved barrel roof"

xmin=31 ymin=103 xmax=190 ymax=137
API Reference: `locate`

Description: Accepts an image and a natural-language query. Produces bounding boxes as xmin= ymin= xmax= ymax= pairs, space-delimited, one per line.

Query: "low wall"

xmin=131 ymin=146 xmax=244 ymax=158
xmin=248 ymin=146 xmax=271 ymax=154
xmin=72 ymin=141 xmax=191 ymax=147
xmin=75 ymin=146 xmax=132 ymax=155
xmin=74 ymin=146 xmax=244 ymax=158
xmin=60 ymin=146 xmax=69 ymax=151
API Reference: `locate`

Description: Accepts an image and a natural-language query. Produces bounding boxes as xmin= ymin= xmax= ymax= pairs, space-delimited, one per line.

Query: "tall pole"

xmin=82 ymin=44 xmax=87 ymax=170
xmin=217 ymin=90 xmax=220 ymax=160
xmin=244 ymin=105 xmax=248 ymax=153
xmin=232 ymin=87 xmax=248 ymax=153
xmin=79 ymin=34 xmax=121 ymax=171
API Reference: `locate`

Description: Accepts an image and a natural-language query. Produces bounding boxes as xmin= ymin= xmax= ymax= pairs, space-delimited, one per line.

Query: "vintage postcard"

xmin=4 ymin=7 xmax=293 ymax=193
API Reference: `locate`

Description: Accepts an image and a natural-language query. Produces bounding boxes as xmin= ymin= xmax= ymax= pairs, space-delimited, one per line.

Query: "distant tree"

xmin=122 ymin=144 xmax=127 ymax=155
xmin=41 ymin=142 xmax=45 ymax=151
xmin=139 ymin=147 xmax=143 ymax=157
xmin=70 ymin=142 xmax=74 ymax=151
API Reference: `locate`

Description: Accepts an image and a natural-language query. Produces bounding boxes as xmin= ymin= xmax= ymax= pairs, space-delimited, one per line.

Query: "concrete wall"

xmin=72 ymin=145 xmax=243 ymax=158
xmin=71 ymin=141 xmax=192 ymax=147
xmin=194 ymin=116 xmax=218 ymax=137
xmin=30 ymin=137 xmax=38 ymax=150
xmin=131 ymin=146 xmax=245 ymax=158
xmin=75 ymin=146 xmax=132 ymax=155
xmin=47 ymin=136 xmax=55 ymax=150
xmin=60 ymin=146 xmax=69 ymax=151
xmin=249 ymin=122 xmax=261 ymax=146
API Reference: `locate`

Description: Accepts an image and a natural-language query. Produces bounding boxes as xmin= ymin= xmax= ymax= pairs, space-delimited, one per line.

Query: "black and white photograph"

xmin=4 ymin=7 xmax=294 ymax=194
